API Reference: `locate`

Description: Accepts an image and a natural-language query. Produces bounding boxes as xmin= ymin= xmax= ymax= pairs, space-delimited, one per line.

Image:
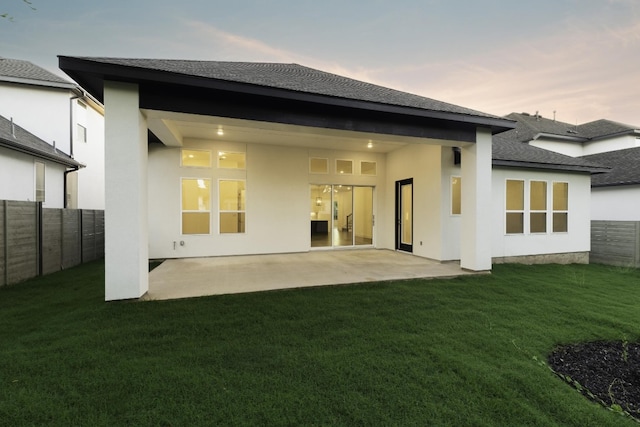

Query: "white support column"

xmin=460 ymin=127 xmax=492 ymax=271
xmin=104 ymin=81 xmax=148 ymax=301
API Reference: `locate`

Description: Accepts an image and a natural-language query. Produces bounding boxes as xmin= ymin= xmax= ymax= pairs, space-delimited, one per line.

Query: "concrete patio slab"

xmin=144 ymin=249 xmax=478 ymax=301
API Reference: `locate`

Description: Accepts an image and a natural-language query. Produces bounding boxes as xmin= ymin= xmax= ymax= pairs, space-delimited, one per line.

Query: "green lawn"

xmin=0 ymin=261 xmax=638 ymax=426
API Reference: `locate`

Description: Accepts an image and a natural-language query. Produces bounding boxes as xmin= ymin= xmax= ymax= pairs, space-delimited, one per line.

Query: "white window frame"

xmin=505 ymin=179 xmax=525 ymax=235
xmin=309 ymin=157 xmax=329 ymax=174
xmin=218 ymin=179 xmax=246 ymax=234
xmin=451 ymin=176 xmax=461 ymax=216
xmin=217 ymin=151 xmax=246 ymax=170
xmin=552 ymin=181 xmax=569 ymax=233
xmin=360 ymin=160 xmax=377 ymax=176
xmin=180 ymin=177 xmax=211 ymax=235
xmin=34 ymin=161 xmax=45 ymax=203
xmin=529 ymin=180 xmax=547 ymax=234
xmin=181 ymin=149 xmax=212 ymax=168
xmin=335 ymin=159 xmax=353 ymax=175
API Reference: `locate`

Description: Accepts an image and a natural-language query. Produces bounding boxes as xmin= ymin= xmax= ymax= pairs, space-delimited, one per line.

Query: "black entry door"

xmin=395 ymin=178 xmax=413 ymax=252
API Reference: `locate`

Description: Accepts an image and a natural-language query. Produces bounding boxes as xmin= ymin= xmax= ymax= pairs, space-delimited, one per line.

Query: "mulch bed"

xmin=548 ymin=341 xmax=640 ymax=421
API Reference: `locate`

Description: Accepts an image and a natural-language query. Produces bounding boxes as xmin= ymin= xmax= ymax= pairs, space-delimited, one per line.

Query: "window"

xmin=181 ymin=149 xmax=211 ymax=168
xmin=77 ymin=124 xmax=87 ymax=143
xmin=360 ymin=161 xmax=377 ymax=176
xmin=218 ymin=151 xmax=245 ymax=169
xmin=219 ymin=180 xmax=246 ymax=233
xmin=310 ymin=158 xmax=328 ymax=174
xmin=529 ymin=181 xmax=547 ymax=233
xmin=336 ymin=159 xmax=353 ymax=175
xmin=181 ymin=178 xmax=210 ymax=234
xmin=553 ymin=182 xmax=568 ymax=232
xmin=35 ymin=161 xmax=45 ymax=202
xmin=505 ymin=180 xmax=524 ymax=234
xmin=451 ymin=176 xmax=462 ymax=215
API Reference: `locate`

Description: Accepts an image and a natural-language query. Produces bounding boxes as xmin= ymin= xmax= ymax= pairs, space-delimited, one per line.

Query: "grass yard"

xmin=0 ymin=261 xmax=639 ymax=426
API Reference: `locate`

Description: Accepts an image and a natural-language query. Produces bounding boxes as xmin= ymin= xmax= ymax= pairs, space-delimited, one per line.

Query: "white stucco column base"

xmin=460 ymin=128 xmax=492 ymax=271
xmin=104 ymin=81 xmax=149 ymax=301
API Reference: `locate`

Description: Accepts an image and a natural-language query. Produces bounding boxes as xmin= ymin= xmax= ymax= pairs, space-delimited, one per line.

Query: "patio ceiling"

xmin=144 ymin=109 xmax=465 ymax=153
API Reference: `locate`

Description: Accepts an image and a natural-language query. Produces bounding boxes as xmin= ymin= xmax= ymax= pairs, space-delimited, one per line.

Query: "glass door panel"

xmin=310 ymin=184 xmax=332 ymax=247
xmin=334 ymin=186 xmax=353 ymax=247
xmin=354 ymin=187 xmax=373 ymax=246
xmin=396 ymin=179 xmax=413 ymax=252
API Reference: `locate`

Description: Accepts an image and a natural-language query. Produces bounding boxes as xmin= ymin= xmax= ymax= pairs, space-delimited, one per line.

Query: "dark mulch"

xmin=549 ymin=341 xmax=640 ymax=420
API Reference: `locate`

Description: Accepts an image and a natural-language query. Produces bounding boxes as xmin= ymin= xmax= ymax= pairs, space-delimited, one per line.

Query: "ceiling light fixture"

xmin=217 ymin=127 xmax=224 ymax=136
xmin=367 ymin=141 xmax=373 ymax=149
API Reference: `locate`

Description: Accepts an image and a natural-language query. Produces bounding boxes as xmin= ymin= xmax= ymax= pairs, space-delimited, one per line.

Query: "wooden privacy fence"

xmin=591 ymin=220 xmax=640 ymax=267
xmin=0 ymin=200 xmax=104 ymax=287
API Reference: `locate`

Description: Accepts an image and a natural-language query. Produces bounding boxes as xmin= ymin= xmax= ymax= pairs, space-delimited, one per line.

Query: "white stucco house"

xmin=58 ymin=57 xmax=607 ymax=301
xmin=0 ymin=114 xmax=83 ymax=207
xmin=0 ymin=58 xmax=105 ymax=209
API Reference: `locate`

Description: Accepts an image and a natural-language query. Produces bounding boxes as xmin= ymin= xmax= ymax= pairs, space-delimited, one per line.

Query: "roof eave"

xmin=532 ymin=132 xmax=588 ymax=143
xmin=492 ymin=159 xmax=609 ymax=174
xmin=0 ymin=137 xmax=84 ymax=168
xmin=0 ymin=75 xmax=78 ymax=91
xmin=58 ymin=56 xmax=516 ymax=135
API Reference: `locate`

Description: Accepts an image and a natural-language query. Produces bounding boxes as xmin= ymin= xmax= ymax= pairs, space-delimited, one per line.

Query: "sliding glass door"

xmin=310 ymin=185 xmax=373 ymax=248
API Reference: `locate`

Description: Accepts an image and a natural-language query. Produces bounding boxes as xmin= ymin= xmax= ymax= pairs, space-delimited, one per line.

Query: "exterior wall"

xmin=591 ymin=185 xmax=640 ymax=221
xmin=491 ymin=167 xmax=591 ymax=259
xmin=583 ymin=135 xmax=640 ymax=156
xmin=530 ymin=135 xmax=640 ymax=158
xmin=0 ymin=83 xmax=72 ymax=154
xmin=73 ymin=100 xmax=105 ymax=209
xmin=148 ymin=139 xmax=385 ymax=259
xmin=0 ymin=146 xmax=66 ymax=208
xmin=384 ymin=144 xmax=443 ymax=260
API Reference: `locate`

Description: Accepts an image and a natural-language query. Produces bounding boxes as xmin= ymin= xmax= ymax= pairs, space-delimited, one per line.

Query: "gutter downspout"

xmin=63 ymin=167 xmax=79 ymax=209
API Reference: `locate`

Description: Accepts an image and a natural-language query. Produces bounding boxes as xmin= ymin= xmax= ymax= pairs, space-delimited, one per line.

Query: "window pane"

xmin=220 ymin=212 xmax=246 ymax=233
xmin=336 ymin=159 xmax=353 ymax=175
xmin=553 ymin=182 xmax=568 ymax=210
xmin=219 ymin=180 xmax=246 ymax=211
xmin=530 ymin=181 xmax=547 ymax=211
xmin=506 ymin=180 xmax=524 ymax=210
xmin=218 ymin=152 xmax=246 ymax=169
xmin=310 ymin=158 xmax=328 ymax=173
xmin=530 ymin=213 xmax=547 ymax=233
xmin=77 ymin=124 xmax=87 ymax=143
xmin=181 ymin=179 xmax=210 ymax=211
xmin=506 ymin=213 xmax=523 ymax=234
xmin=182 ymin=149 xmax=211 ymax=168
xmin=553 ymin=213 xmax=568 ymax=232
xmin=361 ymin=161 xmax=377 ymax=176
xmin=451 ymin=177 xmax=461 ymax=215
xmin=182 ymin=212 xmax=210 ymax=234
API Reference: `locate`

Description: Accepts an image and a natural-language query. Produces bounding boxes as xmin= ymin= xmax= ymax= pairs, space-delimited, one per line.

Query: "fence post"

xmin=37 ymin=201 xmax=42 ymax=276
xmin=79 ymin=209 xmax=84 ymax=264
xmin=3 ymin=200 xmax=7 ymax=286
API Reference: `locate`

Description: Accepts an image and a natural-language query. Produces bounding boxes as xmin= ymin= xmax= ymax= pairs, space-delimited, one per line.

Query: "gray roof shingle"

xmin=0 ymin=115 xmax=82 ymax=168
xmin=72 ymin=57 xmax=504 ymax=120
xmin=582 ymin=147 xmax=640 ymax=187
xmin=492 ymin=128 xmax=609 ymax=173
xmin=0 ymin=58 xmax=76 ymax=89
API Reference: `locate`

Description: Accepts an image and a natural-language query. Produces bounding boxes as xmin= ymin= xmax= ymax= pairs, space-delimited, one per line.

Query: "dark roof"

xmin=0 ymin=115 xmax=83 ymax=168
xmin=59 ymin=56 xmax=515 ymax=135
xmin=0 ymin=58 xmax=77 ymax=90
xmin=492 ymin=130 xmax=610 ymax=173
xmin=504 ymin=112 xmax=639 ymax=142
xmin=582 ymin=147 xmax=640 ymax=187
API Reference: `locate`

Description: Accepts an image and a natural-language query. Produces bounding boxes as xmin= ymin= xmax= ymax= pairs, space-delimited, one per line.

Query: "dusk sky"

xmin=1 ymin=0 xmax=638 ymax=125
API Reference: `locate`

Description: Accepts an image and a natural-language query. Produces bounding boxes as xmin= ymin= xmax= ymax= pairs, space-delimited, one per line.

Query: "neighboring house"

xmin=59 ymin=57 xmax=606 ymax=301
xmin=0 ymin=114 xmax=83 ymax=207
xmin=0 ymin=57 xmax=105 ymax=209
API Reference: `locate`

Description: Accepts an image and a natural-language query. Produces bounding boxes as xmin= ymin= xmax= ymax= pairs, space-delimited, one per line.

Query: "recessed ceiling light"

xmin=367 ymin=141 xmax=373 ymax=149
xmin=217 ymin=128 xmax=224 ymax=136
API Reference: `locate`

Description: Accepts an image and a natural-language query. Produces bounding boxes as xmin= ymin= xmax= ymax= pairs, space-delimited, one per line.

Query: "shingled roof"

xmin=0 ymin=57 xmax=77 ymax=90
xmin=0 ymin=115 xmax=83 ymax=168
xmin=582 ymin=147 xmax=640 ymax=187
xmin=504 ymin=112 xmax=639 ymax=142
xmin=492 ymin=129 xmax=609 ymax=173
xmin=59 ymin=57 xmax=512 ymax=129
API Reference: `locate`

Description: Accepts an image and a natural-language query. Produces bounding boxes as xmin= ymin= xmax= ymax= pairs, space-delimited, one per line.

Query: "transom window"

xmin=336 ymin=159 xmax=353 ymax=175
xmin=218 ymin=151 xmax=246 ymax=169
xmin=310 ymin=157 xmax=328 ymax=174
xmin=181 ymin=149 xmax=211 ymax=168
xmin=360 ymin=161 xmax=377 ymax=176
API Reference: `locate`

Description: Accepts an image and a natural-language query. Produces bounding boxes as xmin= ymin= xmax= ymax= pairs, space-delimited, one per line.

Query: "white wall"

xmin=384 ymin=144 xmax=443 ymax=259
xmin=148 ymin=139 xmax=385 ymax=259
xmin=530 ymin=135 xmax=640 ymax=158
xmin=0 ymin=146 xmax=67 ymax=207
xmin=73 ymin=101 xmax=105 ymax=209
xmin=491 ymin=167 xmax=591 ymax=258
xmin=591 ymin=185 xmax=640 ymax=221
xmin=0 ymin=83 xmax=72 ymax=154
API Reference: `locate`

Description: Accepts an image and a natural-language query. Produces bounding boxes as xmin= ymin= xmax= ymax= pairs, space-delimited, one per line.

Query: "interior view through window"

xmin=310 ymin=184 xmax=373 ymax=247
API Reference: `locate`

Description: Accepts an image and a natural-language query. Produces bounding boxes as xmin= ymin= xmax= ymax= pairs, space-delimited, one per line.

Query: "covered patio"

xmin=145 ymin=249 xmax=477 ymax=300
